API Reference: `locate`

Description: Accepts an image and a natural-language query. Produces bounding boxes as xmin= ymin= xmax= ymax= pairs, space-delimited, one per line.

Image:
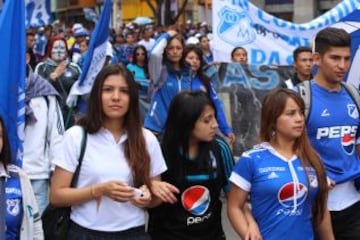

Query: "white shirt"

xmin=54 ymin=126 xmax=167 ymax=231
xmin=138 ymin=38 xmax=155 ymax=52
xmin=23 ymin=96 xmax=64 ymax=179
xmin=327 ymin=180 xmax=360 ymax=211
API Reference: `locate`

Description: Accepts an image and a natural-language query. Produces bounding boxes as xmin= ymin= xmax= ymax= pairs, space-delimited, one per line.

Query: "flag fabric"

xmin=25 ymin=0 xmax=52 ymax=28
xmin=0 ymin=0 xmax=26 ymax=167
xmin=67 ymin=0 xmax=112 ymax=107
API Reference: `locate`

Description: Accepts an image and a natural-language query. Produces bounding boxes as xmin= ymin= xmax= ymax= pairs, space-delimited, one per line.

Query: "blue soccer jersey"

xmin=230 ymin=143 xmax=318 ymax=240
xmin=6 ymin=166 xmax=23 ymax=240
xmin=306 ymin=81 xmax=360 ymax=183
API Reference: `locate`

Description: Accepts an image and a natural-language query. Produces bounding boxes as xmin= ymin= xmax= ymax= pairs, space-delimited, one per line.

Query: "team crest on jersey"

xmin=308 ymin=174 xmax=318 ymax=188
xmin=341 ymin=134 xmax=355 ymax=155
xmin=7 ymin=199 xmax=20 ymax=216
xmin=277 ymin=182 xmax=308 ymax=208
xmin=347 ymin=104 xmax=359 ymax=119
xmin=217 ymin=6 xmax=256 ymax=46
xmin=181 ymin=185 xmax=210 ymax=216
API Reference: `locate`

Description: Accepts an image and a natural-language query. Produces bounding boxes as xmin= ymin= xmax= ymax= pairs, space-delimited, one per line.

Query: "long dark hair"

xmin=131 ymin=45 xmax=150 ymax=79
xmin=0 ymin=116 xmax=11 ymax=170
xmin=184 ymin=45 xmax=211 ymax=93
xmin=161 ymin=91 xmax=216 ymax=184
xmin=260 ymin=88 xmax=328 ymax=226
xmin=162 ymin=34 xmax=187 ymax=69
xmin=78 ymin=64 xmax=150 ymax=188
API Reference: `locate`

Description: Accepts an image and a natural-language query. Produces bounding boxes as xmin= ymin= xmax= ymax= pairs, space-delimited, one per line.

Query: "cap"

xmin=74 ymin=27 xmax=89 ymax=37
xmin=72 ymin=23 xmax=83 ymax=32
xmin=186 ymin=36 xmax=199 ymax=45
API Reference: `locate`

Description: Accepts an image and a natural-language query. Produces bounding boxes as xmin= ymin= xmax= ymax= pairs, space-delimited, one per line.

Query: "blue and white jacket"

xmin=144 ymin=33 xmax=233 ymax=135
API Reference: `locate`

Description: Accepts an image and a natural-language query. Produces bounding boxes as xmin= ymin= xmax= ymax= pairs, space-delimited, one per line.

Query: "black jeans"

xmin=67 ymin=221 xmax=151 ymax=240
xmin=331 ymin=200 xmax=360 ymax=240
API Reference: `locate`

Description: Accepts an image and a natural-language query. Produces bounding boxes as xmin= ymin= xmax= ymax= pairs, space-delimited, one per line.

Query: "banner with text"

xmin=205 ymin=63 xmax=293 ymax=155
xmin=212 ymin=0 xmax=360 ymax=66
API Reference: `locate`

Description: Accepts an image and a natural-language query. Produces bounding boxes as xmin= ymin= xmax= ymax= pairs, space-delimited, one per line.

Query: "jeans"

xmin=30 ymin=179 xmax=49 ymax=215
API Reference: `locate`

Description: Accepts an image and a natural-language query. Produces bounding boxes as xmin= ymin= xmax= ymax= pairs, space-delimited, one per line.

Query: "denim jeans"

xmin=30 ymin=179 xmax=49 ymax=215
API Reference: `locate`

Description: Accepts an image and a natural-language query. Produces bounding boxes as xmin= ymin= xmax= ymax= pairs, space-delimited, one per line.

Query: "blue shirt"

xmin=127 ymin=63 xmax=149 ymax=99
xmin=144 ymin=64 xmax=233 ymax=135
xmin=113 ymin=43 xmax=137 ymax=66
xmin=6 ymin=168 xmax=23 ymax=240
xmin=306 ymin=80 xmax=360 ymax=183
xmin=230 ymin=143 xmax=318 ymax=240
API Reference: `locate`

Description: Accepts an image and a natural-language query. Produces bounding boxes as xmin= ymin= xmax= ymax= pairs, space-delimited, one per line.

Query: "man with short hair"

xmin=113 ymin=31 xmax=137 ymax=66
xmin=138 ymin=26 xmax=155 ymax=52
xmin=26 ymin=31 xmax=37 ymax=70
xmin=300 ymin=27 xmax=360 ymax=239
xmin=285 ymin=46 xmax=313 ymax=89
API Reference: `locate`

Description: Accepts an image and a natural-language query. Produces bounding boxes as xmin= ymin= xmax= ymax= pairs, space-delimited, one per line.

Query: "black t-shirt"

xmin=148 ymin=140 xmax=227 ymax=240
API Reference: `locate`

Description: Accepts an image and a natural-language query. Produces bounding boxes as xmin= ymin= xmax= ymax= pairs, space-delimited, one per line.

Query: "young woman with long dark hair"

xmin=147 ymin=91 xmax=234 ymax=240
xmin=50 ymin=64 xmax=167 ymax=240
xmin=227 ymin=88 xmax=334 ymax=240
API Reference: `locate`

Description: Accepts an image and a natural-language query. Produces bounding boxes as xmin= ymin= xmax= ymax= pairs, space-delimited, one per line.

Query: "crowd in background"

xmin=2 ymin=12 xmax=360 ymax=239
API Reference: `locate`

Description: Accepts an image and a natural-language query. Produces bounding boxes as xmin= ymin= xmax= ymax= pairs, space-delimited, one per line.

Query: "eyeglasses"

xmin=136 ymin=52 xmax=146 ymax=56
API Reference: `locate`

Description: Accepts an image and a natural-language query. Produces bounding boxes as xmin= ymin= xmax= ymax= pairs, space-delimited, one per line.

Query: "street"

xmin=222 ymin=197 xmax=240 ymax=240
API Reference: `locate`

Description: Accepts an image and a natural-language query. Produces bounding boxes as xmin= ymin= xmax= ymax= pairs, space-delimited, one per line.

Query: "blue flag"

xmin=67 ymin=0 xmax=112 ymax=107
xmin=0 ymin=0 xmax=26 ymax=167
xmin=25 ymin=0 xmax=52 ymax=28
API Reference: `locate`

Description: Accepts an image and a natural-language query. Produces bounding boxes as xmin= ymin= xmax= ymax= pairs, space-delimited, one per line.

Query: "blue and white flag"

xmin=25 ymin=0 xmax=52 ymax=28
xmin=67 ymin=0 xmax=111 ymax=107
xmin=0 ymin=0 xmax=26 ymax=167
xmin=212 ymin=0 xmax=360 ymax=65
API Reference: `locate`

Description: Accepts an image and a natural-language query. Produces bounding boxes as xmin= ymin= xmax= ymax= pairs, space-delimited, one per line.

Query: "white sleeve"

xmin=143 ymin=128 xmax=167 ymax=177
xmin=53 ymin=125 xmax=83 ymax=173
xmin=148 ymin=33 xmax=169 ymax=85
xmin=47 ymin=96 xmax=65 ymax=171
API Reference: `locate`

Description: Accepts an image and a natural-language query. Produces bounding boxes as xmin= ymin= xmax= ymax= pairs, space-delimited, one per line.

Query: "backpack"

xmin=297 ymin=80 xmax=360 ymax=122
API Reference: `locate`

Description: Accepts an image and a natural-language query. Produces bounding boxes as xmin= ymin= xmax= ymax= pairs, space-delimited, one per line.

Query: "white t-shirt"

xmin=138 ymin=38 xmax=155 ymax=52
xmin=54 ymin=126 xmax=167 ymax=231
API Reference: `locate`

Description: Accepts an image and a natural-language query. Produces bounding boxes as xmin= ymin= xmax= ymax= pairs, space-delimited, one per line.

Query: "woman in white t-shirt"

xmin=50 ymin=64 xmax=167 ymax=240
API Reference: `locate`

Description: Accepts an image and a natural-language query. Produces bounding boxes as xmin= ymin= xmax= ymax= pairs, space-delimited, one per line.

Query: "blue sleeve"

xmin=144 ymin=89 xmax=169 ymax=133
xmin=216 ymin=138 xmax=234 ymax=193
xmin=208 ymin=84 xmax=233 ymax=135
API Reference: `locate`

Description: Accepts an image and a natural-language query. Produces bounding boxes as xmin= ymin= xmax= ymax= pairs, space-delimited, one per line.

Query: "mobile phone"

xmin=133 ymin=188 xmax=144 ymax=198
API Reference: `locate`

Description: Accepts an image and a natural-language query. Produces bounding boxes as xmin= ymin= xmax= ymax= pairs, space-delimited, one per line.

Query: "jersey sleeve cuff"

xmin=229 ymin=172 xmax=251 ymax=192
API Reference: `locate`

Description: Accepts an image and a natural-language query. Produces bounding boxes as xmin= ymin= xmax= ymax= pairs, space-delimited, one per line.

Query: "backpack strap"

xmin=70 ymin=127 xmax=87 ymax=187
xmin=297 ymin=80 xmax=312 ymax=122
xmin=284 ymin=78 xmax=294 ymax=89
xmin=341 ymin=81 xmax=360 ymax=114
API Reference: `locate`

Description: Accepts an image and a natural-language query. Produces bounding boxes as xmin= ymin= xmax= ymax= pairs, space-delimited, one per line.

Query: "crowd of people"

xmin=1 ymin=16 xmax=360 ymax=240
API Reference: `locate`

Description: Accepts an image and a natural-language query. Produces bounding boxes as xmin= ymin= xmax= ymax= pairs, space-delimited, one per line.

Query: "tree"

xmin=145 ymin=0 xmax=189 ymax=26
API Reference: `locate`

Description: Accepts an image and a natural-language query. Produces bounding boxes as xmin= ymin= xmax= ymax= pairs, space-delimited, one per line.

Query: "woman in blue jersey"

xmin=147 ymin=91 xmax=234 ymax=240
xmin=127 ymin=45 xmax=151 ymax=118
xmin=143 ymin=30 xmax=235 ymax=144
xmin=227 ymin=88 xmax=334 ymax=240
xmin=127 ymin=45 xmax=151 ymax=99
xmin=0 ymin=116 xmax=44 ymax=239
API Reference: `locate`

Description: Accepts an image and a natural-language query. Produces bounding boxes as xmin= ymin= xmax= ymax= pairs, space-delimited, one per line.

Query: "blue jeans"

xmin=30 ymin=179 xmax=49 ymax=215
